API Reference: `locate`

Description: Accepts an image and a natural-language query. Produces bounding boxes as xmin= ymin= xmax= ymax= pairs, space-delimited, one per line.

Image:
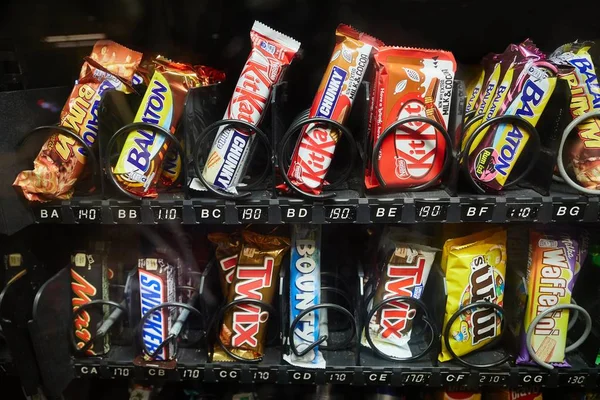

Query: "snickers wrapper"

xmin=14 ymin=41 xmax=142 ymax=202
xmin=200 ymin=21 xmax=300 ymax=194
xmin=282 ymin=24 xmax=380 ymax=195
xmin=213 ymin=231 xmax=290 ymax=362
xmin=365 ymin=47 xmax=456 ymax=190
xmin=208 ymin=232 xmax=242 ymax=297
xmin=113 ymin=57 xmax=222 ymax=198
xmin=361 ymin=241 xmax=437 ymax=359
xmin=139 ymin=257 xmax=177 ymax=361
xmin=517 ymin=230 xmax=580 ymax=366
xmin=283 ymin=224 xmax=324 ymax=368
xmin=71 ymin=242 xmax=110 ymax=356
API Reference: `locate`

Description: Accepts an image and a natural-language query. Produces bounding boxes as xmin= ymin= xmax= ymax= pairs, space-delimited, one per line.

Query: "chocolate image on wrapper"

xmin=113 ymin=58 xmax=223 ymax=198
xmin=13 ymin=41 xmax=142 ymax=202
xmin=138 ymin=257 xmax=177 ymax=361
xmin=517 ymin=230 xmax=582 ymax=367
xmin=71 ymin=242 xmax=110 ymax=356
xmin=213 ymin=231 xmax=290 ymax=362
xmin=365 ymin=46 xmax=456 ymax=191
xmin=361 ymin=239 xmax=437 ymax=360
xmin=281 ymin=24 xmax=381 ymax=195
xmin=208 ymin=232 xmax=242 ymax=297
xmin=200 ymin=21 xmax=301 ymax=194
xmin=283 ymin=225 xmax=324 ymax=368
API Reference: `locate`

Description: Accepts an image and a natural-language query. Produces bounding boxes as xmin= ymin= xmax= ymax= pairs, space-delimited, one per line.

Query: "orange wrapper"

xmin=14 ymin=41 xmax=142 ymax=202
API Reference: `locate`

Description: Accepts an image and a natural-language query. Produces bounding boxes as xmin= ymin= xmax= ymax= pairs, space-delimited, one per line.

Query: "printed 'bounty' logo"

xmin=494 ymin=79 xmax=545 ymax=177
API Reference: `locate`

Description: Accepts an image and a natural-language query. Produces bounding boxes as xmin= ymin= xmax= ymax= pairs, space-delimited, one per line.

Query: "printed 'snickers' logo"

xmin=139 ymin=270 xmax=167 ymax=360
xmin=394 ymin=100 xmax=437 ymax=180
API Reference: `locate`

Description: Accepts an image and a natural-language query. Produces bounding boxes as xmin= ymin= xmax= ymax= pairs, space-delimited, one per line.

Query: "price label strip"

xmin=179 ymin=367 xmax=203 ymax=380
xmin=325 ymin=371 xmax=354 ymax=384
xmin=112 ymin=206 xmax=142 ymax=224
xmin=214 ymin=367 xmax=242 ymax=382
xmin=152 ymin=206 xmax=183 ymax=223
xmin=479 ymin=372 xmax=509 ymax=386
xmin=506 ymin=203 xmax=540 ymax=221
xmin=237 ymin=206 xmax=269 ymax=223
xmin=288 ymin=370 xmax=316 ymax=384
xmin=400 ymin=372 xmax=431 ymax=386
xmin=73 ymin=207 xmax=102 ymax=223
xmin=460 ymin=202 xmax=494 ymax=222
xmin=324 ymin=205 xmax=357 ymax=223
xmin=106 ymin=365 xmax=135 ymax=379
xmin=281 ymin=205 xmax=312 ymax=223
xmin=250 ymin=368 xmax=276 ymax=383
xmin=552 ymin=202 xmax=586 ymax=222
xmin=415 ymin=200 xmax=449 ymax=222
xmin=34 ymin=206 xmax=63 ymax=223
xmin=194 ymin=205 xmax=225 ymax=223
xmin=370 ymin=203 xmax=402 ymax=223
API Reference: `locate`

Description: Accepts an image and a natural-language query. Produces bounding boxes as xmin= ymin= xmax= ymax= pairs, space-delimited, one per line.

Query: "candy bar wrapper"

xmin=439 ymin=228 xmax=507 ymax=362
xmin=208 ymin=232 xmax=242 ymax=297
xmin=465 ymin=69 xmax=485 ymax=115
xmin=361 ymin=240 xmax=437 ymax=359
xmin=468 ymin=43 xmax=558 ymax=191
xmin=213 ymin=231 xmax=290 ymax=361
xmin=13 ymin=41 xmax=142 ymax=202
xmin=365 ymin=46 xmax=456 ymax=190
xmin=486 ymin=391 xmax=542 ymax=400
xmin=516 ymin=230 xmax=580 ymax=366
xmin=282 ymin=24 xmax=382 ymax=195
xmin=435 ymin=392 xmax=481 ymax=400
xmin=138 ymin=257 xmax=177 ymax=361
xmin=550 ymin=42 xmax=600 ymax=190
xmin=71 ymin=242 xmax=110 ymax=356
xmin=283 ymin=225 xmax=324 ymax=368
xmin=199 ymin=21 xmax=300 ymax=194
xmin=113 ymin=58 xmax=219 ymax=198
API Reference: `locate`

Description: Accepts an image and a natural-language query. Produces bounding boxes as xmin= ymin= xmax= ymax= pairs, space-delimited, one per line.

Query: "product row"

xmin=9 ymin=21 xmax=600 ymax=207
xmin=3 ymin=224 xmax=600 ymax=396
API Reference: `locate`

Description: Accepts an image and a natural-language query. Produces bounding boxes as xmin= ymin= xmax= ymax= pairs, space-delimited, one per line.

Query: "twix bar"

xmin=281 ymin=24 xmax=382 ymax=195
xmin=213 ymin=231 xmax=290 ymax=362
xmin=208 ymin=232 xmax=242 ymax=297
xmin=365 ymin=47 xmax=456 ymax=190
xmin=201 ymin=21 xmax=301 ymax=194
xmin=14 ymin=41 xmax=142 ymax=202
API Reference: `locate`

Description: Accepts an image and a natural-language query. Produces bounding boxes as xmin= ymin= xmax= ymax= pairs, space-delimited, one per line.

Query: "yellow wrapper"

xmin=465 ymin=70 xmax=485 ymax=115
xmin=439 ymin=228 xmax=507 ymax=362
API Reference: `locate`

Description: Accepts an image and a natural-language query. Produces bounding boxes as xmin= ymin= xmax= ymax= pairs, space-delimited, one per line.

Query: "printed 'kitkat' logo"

xmin=394 ymin=100 xmax=437 ymax=180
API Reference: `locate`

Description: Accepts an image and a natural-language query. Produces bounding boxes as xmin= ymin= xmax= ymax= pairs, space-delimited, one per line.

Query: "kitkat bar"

xmin=113 ymin=58 xmax=223 ymax=198
xmin=280 ymin=24 xmax=382 ymax=195
xmin=365 ymin=47 xmax=456 ymax=190
xmin=13 ymin=41 xmax=142 ymax=202
xmin=138 ymin=257 xmax=177 ymax=361
xmin=213 ymin=231 xmax=290 ymax=362
xmin=71 ymin=242 xmax=110 ymax=356
xmin=201 ymin=21 xmax=301 ymax=194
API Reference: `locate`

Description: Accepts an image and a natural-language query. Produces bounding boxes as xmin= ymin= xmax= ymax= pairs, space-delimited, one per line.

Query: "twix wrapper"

xmin=365 ymin=47 xmax=456 ymax=190
xmin=14 ymin=41 xmax=142 ymax=202
xmin=517 ymin=230 xmax=581 ymax=367
xmin=201 ymin=21 xmax=301 ymax=193
xmin=208 ymin=232 xmax=242 ymax=297
xmin=361 ymin=240 xmax=437 ymax=359
xmin=281 ymin=24 xmax=382 ymax=195
xmin=213 ymin=231 xmax=290 ymax=362
xmin=113 ymin=57 xmax=223 ymax=198
xmin=550 ymin=42 xmax=600 ymax=189
xmin=71 ymin=242 xmax=110 ymax=356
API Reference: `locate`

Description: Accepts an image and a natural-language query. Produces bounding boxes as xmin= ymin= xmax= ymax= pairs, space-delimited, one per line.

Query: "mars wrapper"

xmin=283 ymin=24 xmax=381 ymax=195
xmin=213 ymin=231 xmax=290 ymax=361
xmin=283 ymin=224 xmax=324 ymax=368
xmin=361 ymin=241 xmax=436 ymax=359
xmin=201 ymin=21 xmax=300 ymax=194
xmin=517 ymin=230 xmax=580 ymax=367
xmin=365 ymin=46 xmax=456 ymax=190
xmin=14 ymin=41 xmax=142 ymax=201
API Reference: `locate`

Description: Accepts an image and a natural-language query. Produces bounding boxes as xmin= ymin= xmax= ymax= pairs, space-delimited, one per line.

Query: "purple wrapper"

xmin=516 ymin=230 xmax=580 ymax=367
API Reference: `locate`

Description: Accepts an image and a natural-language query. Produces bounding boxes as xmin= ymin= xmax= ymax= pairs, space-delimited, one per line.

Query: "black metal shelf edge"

xmin=30 ymin=192 xmax=600 ymax=225
xmin=70 ymin=359 xmax=600 ymax=389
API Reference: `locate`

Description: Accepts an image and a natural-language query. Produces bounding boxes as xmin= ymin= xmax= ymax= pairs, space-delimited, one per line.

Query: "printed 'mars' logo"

xmin=469 ymin=255 xmax=498 ymax=345
xmin=317 ymin=66 xmax=347 ymax=118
